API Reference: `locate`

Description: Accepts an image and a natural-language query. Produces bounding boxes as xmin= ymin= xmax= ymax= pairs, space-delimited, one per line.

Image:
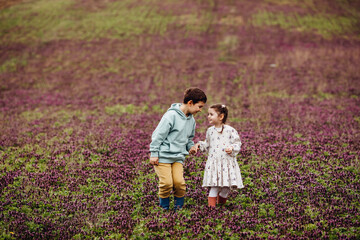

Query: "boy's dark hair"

xmin=210 ymin=104 xmax=228 ymax=124
xmin=183 ymin=87 xmax=207 ymax=104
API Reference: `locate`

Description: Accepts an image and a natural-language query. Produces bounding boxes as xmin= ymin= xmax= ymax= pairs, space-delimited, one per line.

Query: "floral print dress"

xmin=199 ymin=125 xmax=244 ymax=189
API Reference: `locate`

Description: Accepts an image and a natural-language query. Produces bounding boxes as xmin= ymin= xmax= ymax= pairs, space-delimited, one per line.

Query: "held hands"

xmin=150 ymin=143 xmax=202 ymax=165
xmin=225 ymin=146 xmax=234 ymax=155
xmin=149 ymin=157 xmax=159 ymax=166
xmin=189 ymin=143 xmax=200 ymax=154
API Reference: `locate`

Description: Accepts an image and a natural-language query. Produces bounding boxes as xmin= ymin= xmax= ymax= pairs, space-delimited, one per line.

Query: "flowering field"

xmin=1 ymin=0 xmax=359 ymax=239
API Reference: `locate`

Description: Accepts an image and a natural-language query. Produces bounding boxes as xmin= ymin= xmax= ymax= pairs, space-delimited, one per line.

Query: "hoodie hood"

xmin=167 ymin=103 xmax=192 ymax=120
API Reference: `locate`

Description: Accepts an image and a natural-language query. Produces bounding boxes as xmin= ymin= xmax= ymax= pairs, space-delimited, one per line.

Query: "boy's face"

xmin=189 ymin=101 xmax=205 ymax=115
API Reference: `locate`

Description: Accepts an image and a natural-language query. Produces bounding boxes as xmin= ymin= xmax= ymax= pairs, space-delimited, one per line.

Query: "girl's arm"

xmin=227 ymin=128 xmax=242 ymax=157
xmin=198 ymin=129 xmax=210 ymax=153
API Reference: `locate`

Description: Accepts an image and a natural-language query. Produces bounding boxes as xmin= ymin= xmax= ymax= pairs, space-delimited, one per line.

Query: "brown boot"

xmin=218 ymin=195 xmax=227 ymax=205
xmin=208 ymin=197 xmax=217 ymax=207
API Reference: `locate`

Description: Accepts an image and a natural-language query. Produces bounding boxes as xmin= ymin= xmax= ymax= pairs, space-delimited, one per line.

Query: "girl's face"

xmin=207 ymin=108 xmax=223 ymax=127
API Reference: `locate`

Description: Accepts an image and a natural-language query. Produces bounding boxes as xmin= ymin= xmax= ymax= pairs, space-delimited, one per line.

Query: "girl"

xmin=193 ymin=104 xmax=244 ymax=207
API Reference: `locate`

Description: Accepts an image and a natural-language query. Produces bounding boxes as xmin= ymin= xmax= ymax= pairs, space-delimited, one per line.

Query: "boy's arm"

xmin=149 ymin=114 xmax=172 ymax=158
xmin=186 ymin=122 xmax=196 ymax=152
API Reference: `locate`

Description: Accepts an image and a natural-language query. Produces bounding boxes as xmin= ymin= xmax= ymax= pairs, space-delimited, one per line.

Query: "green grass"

xmin=178 ymin=11 xmax=216 ymax=34
xmin=0 ymin=0 xmax=74 ymax=42
xmin=0 ymin=0 xmax=218 ymax=43
xmin=251 ymin=11 xmax=358 ymax=38
xmin=105 ymin=104 xmax=149 ymax=115
xmin=0 ymin=55 xmax=28 ymax=73
xmin=20 ymin=109 xmax=45 ymax=122
xmin=218 ymin=35 xmax=239 ymax=60
xmin=0 ymin=144 xmax=51 ymax=172
xmin=20 ymin=108 xmax=96 ymax=124
xmin=0 ymin=0 xmax=176 ymax=43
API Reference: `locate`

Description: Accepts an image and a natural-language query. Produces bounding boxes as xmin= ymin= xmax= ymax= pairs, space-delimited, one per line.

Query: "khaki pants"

xmin=154 ymin=162 xmax=186 ymax=198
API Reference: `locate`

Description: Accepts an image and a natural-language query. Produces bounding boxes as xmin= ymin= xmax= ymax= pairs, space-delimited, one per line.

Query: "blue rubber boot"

xmin=174 ymin=196 xmax=184 ymax=211
xmin=159 ymin=197 xmax=170 ymax=210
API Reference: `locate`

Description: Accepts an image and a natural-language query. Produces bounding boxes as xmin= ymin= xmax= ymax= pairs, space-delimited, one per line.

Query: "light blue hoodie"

xmin=150 ymin=103 xmax=195 ymax=164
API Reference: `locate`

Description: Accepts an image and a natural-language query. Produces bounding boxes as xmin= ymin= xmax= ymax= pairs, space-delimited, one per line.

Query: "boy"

xmin=149 ymin=87 xmax=207 ymax=210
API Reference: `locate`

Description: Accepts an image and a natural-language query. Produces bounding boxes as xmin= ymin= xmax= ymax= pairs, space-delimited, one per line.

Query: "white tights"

xmin=208 ymin=187 xmax=230 ymax=198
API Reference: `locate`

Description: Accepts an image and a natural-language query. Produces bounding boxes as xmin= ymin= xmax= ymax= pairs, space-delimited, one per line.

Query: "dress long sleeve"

xmin=229 ymin=128 xmax=241 ymax=157
xmin=198 ymin=129 xmax=210 ymax=153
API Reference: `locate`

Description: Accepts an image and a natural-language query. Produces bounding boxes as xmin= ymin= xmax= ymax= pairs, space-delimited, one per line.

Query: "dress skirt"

xmin=202 ymin=154 xmax=244 ymax=189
